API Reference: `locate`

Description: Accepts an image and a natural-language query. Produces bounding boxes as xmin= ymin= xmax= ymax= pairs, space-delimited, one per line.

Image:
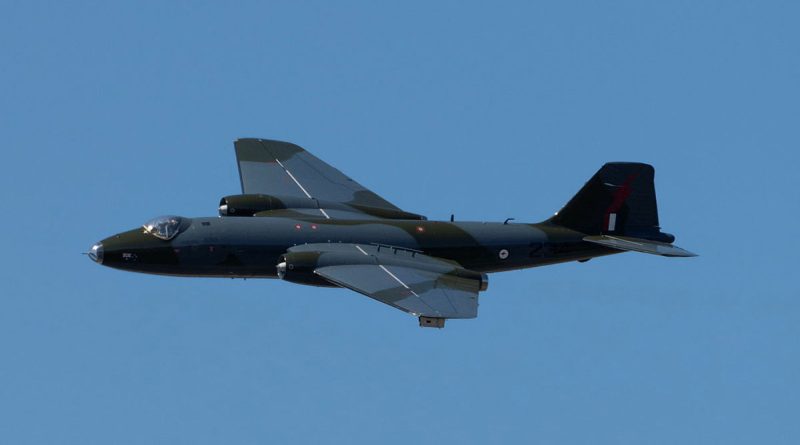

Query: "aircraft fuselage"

xmin=94 ymin=216 xmax=616 ymax=278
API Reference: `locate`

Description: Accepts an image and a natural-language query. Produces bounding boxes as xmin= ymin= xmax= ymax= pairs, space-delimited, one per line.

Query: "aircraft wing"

xmin=317 ymin=264 xmax=481 ymax=320
xmin=287 ymin=243 xmax=487 ymax=325
xmin=235 ymin=138 xmax=412 ymax=216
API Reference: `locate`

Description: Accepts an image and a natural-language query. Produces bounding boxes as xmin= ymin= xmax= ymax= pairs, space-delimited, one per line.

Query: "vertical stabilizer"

xmin=548 ymin=163 xmax=674 ymax=243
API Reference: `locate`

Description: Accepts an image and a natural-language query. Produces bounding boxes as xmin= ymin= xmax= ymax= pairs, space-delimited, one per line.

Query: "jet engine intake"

xmin=275 ymin=251 xmax=340 ymax=287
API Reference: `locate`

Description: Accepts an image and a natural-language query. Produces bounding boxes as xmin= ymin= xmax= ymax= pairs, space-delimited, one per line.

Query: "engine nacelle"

xmin=276 ymin=251 xmax=341 ymax=287
xmin=218 ymin=194 xmax=318 ymax=216
xmin=219 ymin=194 xmax=428 ymax=220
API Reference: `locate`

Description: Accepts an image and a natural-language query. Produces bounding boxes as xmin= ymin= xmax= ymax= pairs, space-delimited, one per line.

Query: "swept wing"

xmin=235 ymin=139 xmax=423 ymax=219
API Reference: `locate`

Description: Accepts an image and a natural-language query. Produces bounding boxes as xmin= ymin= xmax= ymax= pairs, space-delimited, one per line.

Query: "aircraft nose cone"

xmin=88 ymin=242 xmax=104 ymax=264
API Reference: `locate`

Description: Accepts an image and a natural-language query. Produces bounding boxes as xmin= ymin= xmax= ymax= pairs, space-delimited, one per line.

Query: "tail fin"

xmin=548 ymin=162 xmax=674 ymax=243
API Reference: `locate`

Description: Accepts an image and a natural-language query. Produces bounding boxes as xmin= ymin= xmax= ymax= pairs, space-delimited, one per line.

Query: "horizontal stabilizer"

xmin=584 ymin=235 xmax=697 ymax=258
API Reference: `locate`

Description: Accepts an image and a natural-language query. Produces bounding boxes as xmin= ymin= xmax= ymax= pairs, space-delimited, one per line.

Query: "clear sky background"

xmin=1 ymin=1 xmax=798 ymax=443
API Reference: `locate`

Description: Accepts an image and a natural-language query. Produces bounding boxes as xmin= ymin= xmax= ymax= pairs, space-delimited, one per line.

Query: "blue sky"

xmin=1 ymin=1 xmax=798 ymax=443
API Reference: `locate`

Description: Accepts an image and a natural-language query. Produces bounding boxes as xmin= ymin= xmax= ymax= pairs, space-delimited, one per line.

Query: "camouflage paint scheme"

xmin=90 ymin=139 xmax=694 ymax=328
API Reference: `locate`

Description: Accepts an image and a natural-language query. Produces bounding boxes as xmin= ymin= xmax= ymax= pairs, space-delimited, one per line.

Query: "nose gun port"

xmin=88 ymin=243 xmax=104 ymax=264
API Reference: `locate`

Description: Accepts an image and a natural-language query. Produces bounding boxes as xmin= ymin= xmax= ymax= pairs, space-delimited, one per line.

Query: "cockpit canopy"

xmin=142 ymin=215 xmax=184 ymax=240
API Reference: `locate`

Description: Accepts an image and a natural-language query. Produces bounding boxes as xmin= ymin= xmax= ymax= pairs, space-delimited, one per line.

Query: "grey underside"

xmin=236 ymin=138 xmax=402 ymax=211
xmin=290 ymin=243 xmax=480 ymax=319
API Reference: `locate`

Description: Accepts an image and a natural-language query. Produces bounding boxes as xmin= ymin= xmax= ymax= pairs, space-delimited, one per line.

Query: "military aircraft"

xmin=88 ymin=139 xmax=695 ymax=328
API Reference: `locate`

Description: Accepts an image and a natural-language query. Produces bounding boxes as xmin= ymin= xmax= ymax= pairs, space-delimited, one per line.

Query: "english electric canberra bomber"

xmin=88 ymin=139 xmax=695 ymax=328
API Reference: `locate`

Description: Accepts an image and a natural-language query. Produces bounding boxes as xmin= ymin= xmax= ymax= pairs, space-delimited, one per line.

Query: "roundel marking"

xmin=498 ymin=249 xmax=509 ymax=260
